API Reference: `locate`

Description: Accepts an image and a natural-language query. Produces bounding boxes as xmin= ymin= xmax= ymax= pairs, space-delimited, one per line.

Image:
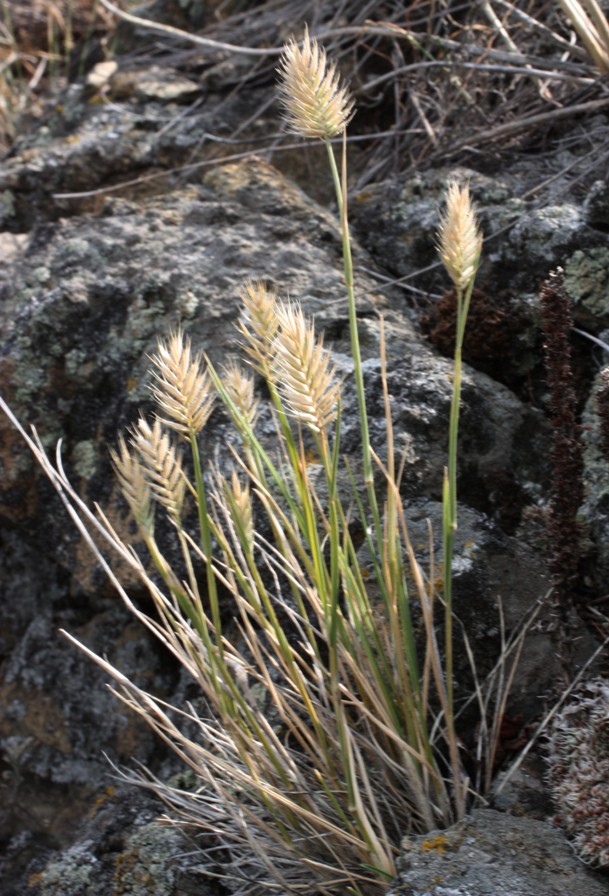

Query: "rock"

xmin=387 ymin=808 xmax=609 ymax=896
xmin=3 ymin=784 xmax=209 ymax=896
xmin=350 ymin=170 xmax=609 ymax=394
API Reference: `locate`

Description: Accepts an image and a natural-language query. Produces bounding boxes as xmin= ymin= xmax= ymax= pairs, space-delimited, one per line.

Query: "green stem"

xmin=443 ymin=275 xmax=477 ymax=723
xmin=189 ymin=428 xmax=222 ymax=640
xmin=324 ymin=135 xmax=382 ymax=544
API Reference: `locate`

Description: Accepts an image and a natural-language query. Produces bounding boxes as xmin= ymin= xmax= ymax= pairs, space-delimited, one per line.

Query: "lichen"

xmin=565 ymin=248 xmax=609 ymax=319
xmin=113 ymin=821 xmax=184 ymax=895
xmin=547 ymin=678 xmax=609 ymax=867
xmin=38 ymin=842 xmax=97 ymax=895
xmin=72 ymin=440 xmax=98 ymax=480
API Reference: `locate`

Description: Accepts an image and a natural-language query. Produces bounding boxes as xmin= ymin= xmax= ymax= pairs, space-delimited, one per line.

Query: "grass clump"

xmin=0 ymin=26 xmax=512 ymax=896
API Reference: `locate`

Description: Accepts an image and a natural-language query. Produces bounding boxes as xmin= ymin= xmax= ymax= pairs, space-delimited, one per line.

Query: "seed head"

xmin=272 ymin=302 xmax=340 ymax=433
xmin=150 ymin=329 xmax=214 ymax=437
xmin=226 ymin=470 xmax=254 ymax=547
xmin=130 ymin=417 xmax=185 ymax=523
xmin=277 ymin=26 xmax=354 ymax=140
xmin=110 ymin=434 xmax=154 ymax=536
xmin=237 ymin=280 xmax=279 ymax=378
xmin=222 ymin=361 xmax=259 ymax=426
xmin=437 ymin=182 xmax=483 ymax=291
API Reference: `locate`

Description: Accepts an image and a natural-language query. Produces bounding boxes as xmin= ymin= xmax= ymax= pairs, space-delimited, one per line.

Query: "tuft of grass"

xmin=0 ymin=25 xmax=533 ymax=896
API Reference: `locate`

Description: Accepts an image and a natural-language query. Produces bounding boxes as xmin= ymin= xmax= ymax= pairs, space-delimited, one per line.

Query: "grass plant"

xmin=0 ymin=26 xmax=524 ymax=896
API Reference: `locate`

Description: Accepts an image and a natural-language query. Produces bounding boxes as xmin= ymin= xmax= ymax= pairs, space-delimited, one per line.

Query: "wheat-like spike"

xmin=130 ymin=417 xmax=185 ymax=522
xmin=222 ymin=361 xmax=259 ymax=426
xmin=237 ymin=280 xmax=279 ymax=377
xmin=277 ymin=25 xmax=354 ymax=139
xmin=437 ymin=182 xmax=483 ymax=291
xmin=226 ymin=469 xmax=254 ymax=547
xmin=110 ymin=434 xmax=155 ymax=536
xmin=272 ymin=302 xmax=340 ymax=433
xmin=150 ymin=329 xmax=214 ymax=437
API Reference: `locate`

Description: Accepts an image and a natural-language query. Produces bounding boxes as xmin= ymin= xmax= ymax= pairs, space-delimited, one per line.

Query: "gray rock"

xmin=387 ymin=809 xmax=609 ymax=896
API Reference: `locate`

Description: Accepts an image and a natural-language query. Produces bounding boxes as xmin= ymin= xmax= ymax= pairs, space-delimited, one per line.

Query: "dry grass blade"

xmin=150 ymin=330 xmax=214 ymax=436
xmin=558 ymin=0 xmax=609 ymax=72
xmin=272 ymin=302 xmax=341 ymax=433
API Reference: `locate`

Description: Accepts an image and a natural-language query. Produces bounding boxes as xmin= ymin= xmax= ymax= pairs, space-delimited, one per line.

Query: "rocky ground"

xmin=1 ymin=3 xmax=609 ymax=894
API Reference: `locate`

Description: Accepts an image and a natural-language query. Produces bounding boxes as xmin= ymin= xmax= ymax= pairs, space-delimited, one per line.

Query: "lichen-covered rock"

xmin=351 ymin=171 xmax=609 ymax=394
xmin=546 ymin=678 xmax=609 ymax=868
xmin=9 ymin=785 xmax=210 ymax=896
xmin=580 ymin=366 xmax=609 ymax=582
xmin=387 ymin=809 xmax=609 ymax=896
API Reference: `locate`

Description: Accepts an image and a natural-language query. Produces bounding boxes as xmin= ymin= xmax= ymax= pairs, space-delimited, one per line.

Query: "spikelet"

xmin=110 ymin=434 xmax=154 ymax=536
xmin=277 ymin=26 xmax=354 ymax=140
xmin=222 ymin=361 xmax=259 ymax=426
xmin=226 ymin=470 xmax=254 ymax=547
xmin=272 ymin=302 xmax=340 ymax=433
xmin=150 ymin=329 xmax=214 ymax=437
xmin=237 ymin=280 xmax=279 ymax=377
xmin=437 ymin=182 xmax=483 ymax=291
xmin=130 ymin=417 xmax=185 ymax=522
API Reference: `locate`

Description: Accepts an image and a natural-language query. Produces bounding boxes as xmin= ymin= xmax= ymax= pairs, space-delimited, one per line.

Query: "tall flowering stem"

xmin=278 ymin=27 xmax=378 ymax=532
xmin=437 ymin=182 xmax=483 ymax=719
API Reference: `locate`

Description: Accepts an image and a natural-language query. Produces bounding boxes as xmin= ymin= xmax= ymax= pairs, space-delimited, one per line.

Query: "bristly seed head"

xmin=130 ymin=417 xmax=186 ymax=523
xmin=272 ymin=301 xmax=340 ymax=433
xmin=226 ymin=470 xmax=254 ymax=547
xmin=237 ymin=280 xmax=279 ymax=378
xmin=437 ymin=182 xmax=483 ymax=291
xmin=150 ymin=329 xmax=214 ymax=437
xmin=222 ymin=361 xmax=259 ymax=426
xmin=277 ymin=25 xmax=354 ymax=140
xmin=110 ymin=434 xmax=154 ymax=536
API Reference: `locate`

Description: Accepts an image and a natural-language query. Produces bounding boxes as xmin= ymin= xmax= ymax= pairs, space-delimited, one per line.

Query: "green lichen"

xmin=0 ymin=189 xmax=15 ymax=223
xmin=52 ymin=237 xmax=103 ymax=277
xmin=113 ymin=822 xmax=185 ymax=895
xmin=72 ymin=440 xmax=98 ymax=480
xmin=565 ymin=248 xmax=609 ymax=318
xmin=176 ymin=288 xmax=200 ymax=318
xmin=38 ymin=843 xmax=97 ymax=895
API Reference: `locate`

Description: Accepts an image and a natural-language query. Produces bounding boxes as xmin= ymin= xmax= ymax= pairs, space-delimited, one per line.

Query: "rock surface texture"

xmin=387 ymin=809 xmax=609 ymax=896
xmin=1 ymin=16 xmax=609 ymax=896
